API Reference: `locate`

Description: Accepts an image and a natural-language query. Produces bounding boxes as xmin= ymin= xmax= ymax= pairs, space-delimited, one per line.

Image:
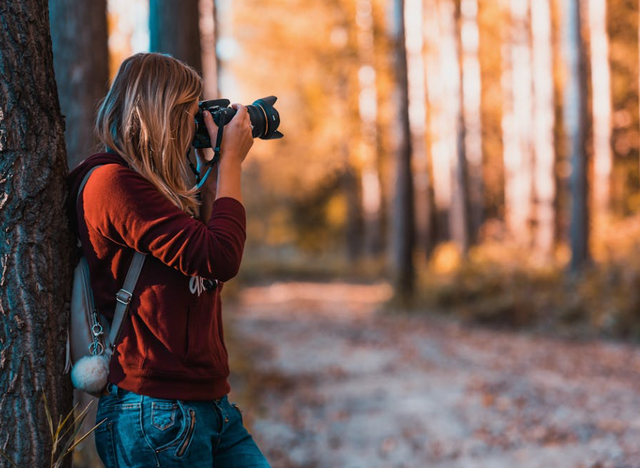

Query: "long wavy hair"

xmin=96 ymin=53 xmax=202 ymax=216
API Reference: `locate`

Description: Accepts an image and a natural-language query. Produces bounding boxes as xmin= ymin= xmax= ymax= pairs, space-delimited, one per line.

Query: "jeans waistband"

xmin=104 ymin=382 xmax=228 ymax=404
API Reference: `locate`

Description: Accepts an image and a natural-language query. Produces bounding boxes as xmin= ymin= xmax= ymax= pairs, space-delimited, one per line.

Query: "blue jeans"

xmin=94 ymin=383 xmax=271 ymax=467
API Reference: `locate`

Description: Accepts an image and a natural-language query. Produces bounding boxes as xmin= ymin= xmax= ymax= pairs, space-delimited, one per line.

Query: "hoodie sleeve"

xmin=81 ymin=164 xmax=246 ymax=282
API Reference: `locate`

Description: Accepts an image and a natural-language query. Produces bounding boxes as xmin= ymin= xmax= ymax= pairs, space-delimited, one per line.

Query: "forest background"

xmin=102 ymin=0 xmax=640 ymax=338
xmin=3 ymin=0 xmax=640 ymax=466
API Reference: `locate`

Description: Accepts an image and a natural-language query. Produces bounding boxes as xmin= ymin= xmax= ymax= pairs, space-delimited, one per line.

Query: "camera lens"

xmin=247 ymin=96 xmax=283 ymax=140
xmin=192 ymin=96 xmax=283 ymax=149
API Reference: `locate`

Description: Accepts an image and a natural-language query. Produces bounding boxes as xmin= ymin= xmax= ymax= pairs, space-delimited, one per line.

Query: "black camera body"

xmin=192 ymin=96 xmax=283 ymax=149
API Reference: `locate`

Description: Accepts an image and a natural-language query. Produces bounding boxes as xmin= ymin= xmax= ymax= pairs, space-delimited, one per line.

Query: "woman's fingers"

xmin=230 ymin=104 xmax=250 ymax=125
xmin=203 ymin=110 xmax=219 ymax=143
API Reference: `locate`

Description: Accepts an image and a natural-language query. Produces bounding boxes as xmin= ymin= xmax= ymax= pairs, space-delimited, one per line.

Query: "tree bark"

xmin=503 ymin=0 xmax=535 ymax=247
xmin=450 ymin=0 xmax=472 ymax=255
xmin=587 ymin=0 xmax=612 ymax=220
xmin=356 ymin=0 xmax=384 ymax=257
xmin=459 ymin=0 xmax=483 ymax=245
xmin=200 ymin=0 xmax=221 ymax=99
xmin=0 ymin=0 xmax=75 ymax=466
xmin=150 ymin=0 xmax=203 ymax=74
xmin=405 ymin=0 xmax=438 ymax=259
xmin=531 ymin=0 xmax=557 ymax=258
xmin=50 ymin=0 xmax=109 ymax=170
xmin=424 ymin=0 xmax=454 ymax=243
xmin=562 ymin=0 xmax=590 ymax=271
xmin=390 ymin=0 xmax=416 ymax=301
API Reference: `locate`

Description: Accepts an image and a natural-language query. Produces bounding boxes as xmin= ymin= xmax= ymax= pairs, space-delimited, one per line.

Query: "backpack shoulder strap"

xmin=76 ymin=165 xmax=103 ymax=210
xmin=74 ymin=164 xmax=147 ymax=354
xmin=107 ymin=251 xmax=146 ymax=352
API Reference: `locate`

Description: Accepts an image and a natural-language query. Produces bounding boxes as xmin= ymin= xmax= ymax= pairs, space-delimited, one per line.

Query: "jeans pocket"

xmin=151 ymin=401 xmax=178 ymax=430
xmin=141 ymin=397 xmax=186 ymax=453
xmin=94 ymin=420 xmax=117 ymax=468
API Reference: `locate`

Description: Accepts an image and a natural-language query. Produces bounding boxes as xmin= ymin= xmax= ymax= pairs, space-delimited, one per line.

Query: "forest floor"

xmin=227 ymin=281 xmax=640 ymax=468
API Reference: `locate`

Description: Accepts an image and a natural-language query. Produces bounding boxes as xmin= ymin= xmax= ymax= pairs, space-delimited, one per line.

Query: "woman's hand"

xmin=202 ymin=104 xmax=253 ymax=203
xmin=203 ymin=104 xmax=253 ymax=167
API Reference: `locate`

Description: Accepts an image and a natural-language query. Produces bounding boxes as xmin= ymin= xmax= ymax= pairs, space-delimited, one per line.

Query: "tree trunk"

xmin=356 ymin=0 xmax=384 ymax=257
xmin=424 ymin=0 xmax=455 ymax=243
xmin=150 ymin=0 xmax=203 ymax=74
xmin=531 ymin=0 xmax=557 ymax=258
xmin=405 ymin=0 xmax=435 ymax=258
xmin=587 ymin=0 xmax=612 ymax=220
xmin=0 ymin=1 xmax=75 ymax=466
xmin=200 ymin=0 xmax=221 ymax=99
xmin=391 ymin=0 xmax=416 ymax=301
xmin=450 ymin=0 xmax=472 ymax=255
xmin=459 ymin=0 xmax=483 ymax=245
xmin=503 ymin=0 xmax=534 ymax=246
xmin=343 ymin=162 xmax=365 ymax=262
xmin=50 ymin=0 xmax=109 ymax=170
xmin=562 ymin=0 xmax=590 ymax=271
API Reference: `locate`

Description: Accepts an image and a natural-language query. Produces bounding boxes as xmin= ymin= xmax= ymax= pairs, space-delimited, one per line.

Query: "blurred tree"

xmin=200 ymin=0 xmax=221 ymax=98
xmin=424 ymin=0 xmax=454 ymax=242
xmin=356 ymin=0 xmax=385 ymax=256
xmin=390 ymin=0 xmax=416 ymax=299
xmin=477 ymin=0 xmax=506 ymax=226
xmin=587 ymin=0 xmax=612 ymax=220
xmin=606 ymin=0 xmax=639 ymax=216
xmin=50 ymin=0 xmax=109 ymax=169
xmin=373 ymin=0 xmax=395 ymax=255
xmin=531 ymin=0 xmax=557 ymax=257
xmin=339 ymin=0 xmax=366 ymax=262
xmin=562 ymin=0 xmax=590 ymax=271
xmin=503 ymin=0 xmax=534 ymax=247
xmin=450 ymin=0 xmax=473 ymax=255
xmin=405 ymin=0 xmax=435 ymax=258
xmin=150 ymin=0 xmax=202 ymax=73
xmin=459 ymin=0 xmax=483 ymax=245
xmin=0 ymin=0 xmax=74 ymax=466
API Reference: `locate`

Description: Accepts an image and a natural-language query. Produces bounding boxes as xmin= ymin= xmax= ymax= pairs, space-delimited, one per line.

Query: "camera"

xmin=192 ymin=96 xmax=283 ymax=149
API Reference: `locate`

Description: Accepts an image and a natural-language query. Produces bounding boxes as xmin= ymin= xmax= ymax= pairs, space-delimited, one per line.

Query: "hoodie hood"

xmin=68 ymin=152 xmax=130 ymax=235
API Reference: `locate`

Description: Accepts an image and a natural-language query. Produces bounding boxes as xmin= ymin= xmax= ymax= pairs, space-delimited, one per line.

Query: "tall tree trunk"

xmin=424 ymin=0 xmax=453 ymax=243
xmin=50 ymin=0 xmax=109 ymax=170
xmin=200 ymin=0 xmax=221 ymax=99
xmin=150 ymin=0 xmax=203 ymax=74
xmin=562 ymin=0 xmax=589 ymax=271
xmin=587 ymin=0 xmax=612 ymax=220
xmin=356 ymin=0 xmax=384 ymax=256
xmin=373 ymin=0 xmax=393 ymax=255
xmin=405 ymin=0 xmax=435 ymax=258
xmin=459 ymin=0 xmax=483 ymax=244
xmin=451 ymin=0 xmax=472 ymax=255
xmin=0 ymin=1 xmax=75 ymax=466
xmin=531 ymin=0 xmax=557 ymax=258
xmin=343 ymin=161 xmax=365 ymax=262
xmin=503 ymin=0 xmax=534 ymax=246
xmin=391 ymin=0 xmax=416 ymax=301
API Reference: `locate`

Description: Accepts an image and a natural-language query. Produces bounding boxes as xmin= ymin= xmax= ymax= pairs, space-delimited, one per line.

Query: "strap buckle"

xmin=116 ymin=289 xmax=132 ymax=306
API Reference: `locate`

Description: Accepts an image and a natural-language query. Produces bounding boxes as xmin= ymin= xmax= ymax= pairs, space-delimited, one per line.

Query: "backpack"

xmin=64 ymin=165 xmax=146 ymax=396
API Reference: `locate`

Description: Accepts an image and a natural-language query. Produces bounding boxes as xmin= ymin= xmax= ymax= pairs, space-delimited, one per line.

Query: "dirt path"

xmin=227 ymin=282 xmax=640 ymax=468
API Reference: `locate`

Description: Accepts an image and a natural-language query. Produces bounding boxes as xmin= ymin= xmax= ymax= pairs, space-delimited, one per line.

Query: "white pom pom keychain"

xmin=71 ymin=354 xmax=111 ymax=397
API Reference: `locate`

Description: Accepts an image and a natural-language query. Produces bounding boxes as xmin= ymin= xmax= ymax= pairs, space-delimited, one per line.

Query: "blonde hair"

xmin=96 ymin=53 xmax=203 ymax=216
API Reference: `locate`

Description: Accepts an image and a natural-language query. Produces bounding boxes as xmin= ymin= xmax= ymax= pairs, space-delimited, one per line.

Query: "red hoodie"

xmin=68 ymin=153 xmax=246 ymax=400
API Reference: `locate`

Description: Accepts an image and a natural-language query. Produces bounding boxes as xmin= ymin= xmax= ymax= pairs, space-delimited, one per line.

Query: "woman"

xmin=68 ymin=53 xmax=270 ymax=467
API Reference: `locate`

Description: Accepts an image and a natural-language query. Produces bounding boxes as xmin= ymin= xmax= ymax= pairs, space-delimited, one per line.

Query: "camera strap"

xmin=191 ymin=114 xmax=226 ymax=191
